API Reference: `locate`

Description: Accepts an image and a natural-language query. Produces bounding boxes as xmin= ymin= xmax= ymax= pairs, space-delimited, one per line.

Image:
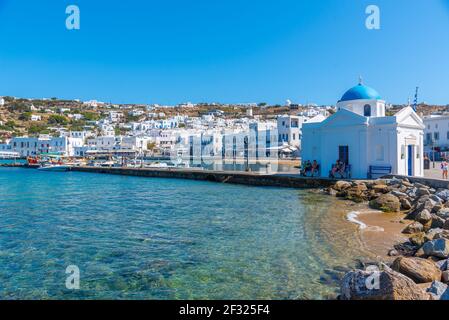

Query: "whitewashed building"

xmin=30 ymin=115 xmax=42 ymax=121
xmin=423 ymin=115 xmax=449 ymax=150
xmin=301 ymin=82 xmax=425 ymax=178
xmin=277 ymin=115 xmax=302 ymax=148
xmin=9 ymin=135 xmax=83 ymax=157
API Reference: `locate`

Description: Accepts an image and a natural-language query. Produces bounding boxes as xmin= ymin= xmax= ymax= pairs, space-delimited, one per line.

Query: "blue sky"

xmin=0 ymin=0 xmax=448 ymax=105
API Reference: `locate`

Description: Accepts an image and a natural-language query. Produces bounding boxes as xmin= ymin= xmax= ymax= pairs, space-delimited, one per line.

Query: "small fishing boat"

xmin=37 ymin=163 xmax=71 ymax=172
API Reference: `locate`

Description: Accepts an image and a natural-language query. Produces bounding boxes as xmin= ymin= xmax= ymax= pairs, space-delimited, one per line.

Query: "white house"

xmin=423 ymin=115 xmax=449 ymax=150
xmin=301 ymin=81 xmax=425 ymax=179
xmin=277 ymin=115 xmax=303 ymax=148
xmin=30 ymin=114 xmax=42 ymax=121
xmin=0 ymin=97 xmax=5 ymax=106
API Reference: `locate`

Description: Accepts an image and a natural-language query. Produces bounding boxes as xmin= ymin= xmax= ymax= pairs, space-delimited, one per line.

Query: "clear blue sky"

xmin=0 ymin=0 xmax=448 ymax=105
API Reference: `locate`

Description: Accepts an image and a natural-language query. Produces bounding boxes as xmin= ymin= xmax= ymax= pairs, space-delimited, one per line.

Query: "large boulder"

xmin=415 ymin=209 xmax=433 ymax=225
xmin=443 ymin=271 xmax=449 ymax=284
xmin=425 ymin=228 xmax=444 ymax=242
xmin=400 ymin=198 xmax=412 ymax=210
xmin=444 ymin=220 xmax=449 ymax=230
xmin=369 ymin=194 xmax=401 ymax=212
xmin=414 ymin=182 xmax=429 ymax=189
xmin=422 ymin=199 xmax=437 ymax=212
xmin=373 ymin=185 xmax=389 ymax=194
xmin=423 ymin=239 xmax=449 ymax=258
xmin=407 ymin=188 xmax=417 ymax=198
xmin=403 ymin=221 xmax=424 ymax=234
xmin=434 ymin=230 xmax=449 ymax=240
xmin=409 ymin=233 xmax=426 ymax=247
xmin=436 ymin=189 xmax=449 ymax=202
xmin=426 ymin=281 xmax=449 ymax=300
xmin=340 ymin=266 xmax=431 ymax=300
xmin=436 ymin=259 xmax=449 ymax=271
xmin=352 ymin=182 xmax=368 ymax=191
xmin=430 ymin=194 xmax=443 ymax=203
xmin=407 ymin=199 xmax=436 ymax=220
xmin=417 ymin=188 xmax=431 ymax=197
xmin=431 ymin=215 xmax=446 ymax=229
xmin=437 ymin=208 xmax=449 ymax=219
xmin=392 ymin=190 xmax=408 ymax=199
xmin=391 ymin=257 xmax=442 ymax=284
xmin=345 ymin=186 xmax=368 ymax=203
xmin=334 ymin=181 xmax=352 ymax=191
xmin=402 ymin=179 xmax=413 ymax=188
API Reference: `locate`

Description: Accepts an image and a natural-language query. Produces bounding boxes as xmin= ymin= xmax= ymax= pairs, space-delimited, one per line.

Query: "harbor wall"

xmin=71 ymin=166 xmax=335 ymax=189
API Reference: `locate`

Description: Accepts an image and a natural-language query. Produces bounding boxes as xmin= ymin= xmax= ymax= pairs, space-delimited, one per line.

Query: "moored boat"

xmin=37 ymin=164 xmax=71 ymax=172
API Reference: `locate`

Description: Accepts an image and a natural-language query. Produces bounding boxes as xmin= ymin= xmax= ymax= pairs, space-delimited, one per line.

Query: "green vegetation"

xmin=114 ymin=126 xmax=121 ymax=136
xmin=82 ymin=112 xmax=101 ymax=121
xmin=125 ymin=112 xmax=142 ymax=122
xmin=7 ymin=102 xmax=30 ymax=113
xmin=0 ymin=120 xmax=16 ymax=131
xmin=28 ymin=124 xmax=50 ymax=135
xmin=48 ymin=114 xmax=68 ymax=125
xmin=18 ymin=112 xmax=32 ymax=121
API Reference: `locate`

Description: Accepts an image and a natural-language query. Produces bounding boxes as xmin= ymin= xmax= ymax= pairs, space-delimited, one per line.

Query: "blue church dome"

xmin=339 ymin=83 xmax=381 ymax=102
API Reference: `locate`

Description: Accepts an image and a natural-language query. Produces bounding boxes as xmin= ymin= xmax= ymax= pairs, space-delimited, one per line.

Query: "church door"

xmin=339 ymin=146 xmax=349 ymax=164
xmin=407 ymin=145 xmax=413 ymax=176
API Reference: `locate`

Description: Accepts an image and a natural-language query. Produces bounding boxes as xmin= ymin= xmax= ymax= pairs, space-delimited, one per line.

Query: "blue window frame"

xmin=364 ymin=104 xmax=371 ymax=117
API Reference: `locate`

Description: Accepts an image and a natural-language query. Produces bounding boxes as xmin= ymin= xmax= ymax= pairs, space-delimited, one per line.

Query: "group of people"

xmin=300 ymin=160 xmax=320 ymax=177
xmin=300 ymin=159 xmax=348 ymax=178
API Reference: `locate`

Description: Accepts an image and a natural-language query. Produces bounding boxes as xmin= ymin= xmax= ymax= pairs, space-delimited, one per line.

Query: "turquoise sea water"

xmin=0 ymin=168 xmax=369 ymax=300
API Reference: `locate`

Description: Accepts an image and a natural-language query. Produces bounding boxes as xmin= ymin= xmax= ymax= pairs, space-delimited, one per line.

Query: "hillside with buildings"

xmin=0 ymin=94 xmax=448 ymax=162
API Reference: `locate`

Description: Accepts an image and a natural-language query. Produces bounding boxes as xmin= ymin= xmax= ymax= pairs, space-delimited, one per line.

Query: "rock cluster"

xmin=327 ymin=177 xmax=449 ymax=300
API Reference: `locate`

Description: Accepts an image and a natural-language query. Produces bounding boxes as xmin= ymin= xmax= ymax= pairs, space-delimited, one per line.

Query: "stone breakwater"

xmin=325 ymin=178 xmax=449 ymax=300
xmin=71 ymin=166 xmax=336 ymax=189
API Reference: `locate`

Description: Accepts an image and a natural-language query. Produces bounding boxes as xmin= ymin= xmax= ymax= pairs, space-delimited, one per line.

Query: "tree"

xmin=5 ymin=120 xmax=16 ymax=128
xmin=19 ymin=112 xmax=32 ymax=121
xmin=48 ymin=114 xmax=68 ymax=125
xmin=82 ymin=112 xmax=100 ymax=121
xmin=8 ymin=102 xmax=30 ymax=113
xmin=28 ymin=124 xmax=49 ymax=135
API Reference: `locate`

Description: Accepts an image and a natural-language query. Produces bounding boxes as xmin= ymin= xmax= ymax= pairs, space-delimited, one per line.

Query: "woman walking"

xmin=442 ymin=159 xmax=448 ymax=180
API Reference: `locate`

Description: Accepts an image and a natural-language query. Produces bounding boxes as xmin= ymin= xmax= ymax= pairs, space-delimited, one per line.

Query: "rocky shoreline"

xmin=325 ymin=178 xmax=449 ymax=300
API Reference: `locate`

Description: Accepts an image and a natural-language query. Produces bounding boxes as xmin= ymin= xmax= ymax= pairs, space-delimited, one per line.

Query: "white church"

xmin=301 ymin=80 xmax=425 ymax=179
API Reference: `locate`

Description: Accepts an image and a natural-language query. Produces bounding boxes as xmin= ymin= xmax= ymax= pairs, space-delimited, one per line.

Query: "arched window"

xmin=364 ymin=104 xmax=371 ymax=117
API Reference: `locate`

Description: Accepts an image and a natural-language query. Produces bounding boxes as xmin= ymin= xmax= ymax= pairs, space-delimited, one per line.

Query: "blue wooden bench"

xmin=368 ymin=165 xmax=392 ymax=179
xmin=329 ymin=164 xmax=352 ymax=179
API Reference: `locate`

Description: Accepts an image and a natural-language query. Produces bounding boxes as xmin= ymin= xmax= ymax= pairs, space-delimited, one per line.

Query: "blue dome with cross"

xmin=339 ymin=83 xmax=381 ymax=102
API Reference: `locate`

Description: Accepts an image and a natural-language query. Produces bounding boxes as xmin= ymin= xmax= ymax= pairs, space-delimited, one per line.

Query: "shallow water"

xmin=0 ymin=168 xmax=373 ymax=299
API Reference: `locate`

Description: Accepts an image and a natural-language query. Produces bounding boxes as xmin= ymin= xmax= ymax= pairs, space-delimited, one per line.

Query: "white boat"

xmin=146 ymin=162 xmax=169 ymax=168
xmin=37 ymin=164 xmax=71 ymax=172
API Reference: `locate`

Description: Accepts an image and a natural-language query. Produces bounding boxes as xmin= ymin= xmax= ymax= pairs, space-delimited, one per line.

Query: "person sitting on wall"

xmin=338 ymin=161 xmax=347 ymax=178
xmin=330 ymin=160 xmax=341 ymax=178
xmin=301 ymin=160 xmax=312 ymax=176
xmin=311 ymin=160 xmax=320 ymax=177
